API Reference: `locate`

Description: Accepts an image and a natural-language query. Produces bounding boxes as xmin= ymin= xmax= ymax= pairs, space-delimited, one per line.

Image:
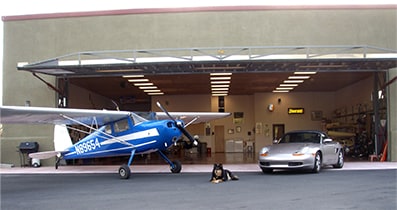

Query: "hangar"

xmin=1 ymin=4 xmax=397 ymax=166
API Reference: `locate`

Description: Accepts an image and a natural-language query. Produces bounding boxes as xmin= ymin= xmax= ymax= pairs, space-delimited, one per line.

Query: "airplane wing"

xmin=0 ymin=106 xmax=131 ymax=125
xmin=155 ymin=112 xmax=231 ymax=124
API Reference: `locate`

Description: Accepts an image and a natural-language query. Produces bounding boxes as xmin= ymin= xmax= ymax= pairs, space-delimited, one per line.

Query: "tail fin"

xmin=29 ymin=125 xmax=72 ymax=160
xmin=54 ymin=124 xmax=73 ymax=151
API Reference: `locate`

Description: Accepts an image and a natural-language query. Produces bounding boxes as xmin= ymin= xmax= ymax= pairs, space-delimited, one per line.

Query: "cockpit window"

xmin=129 ymin=113 xmax=148 ymax=125
xmin=114 ymin=119 xmax=130 ymax=133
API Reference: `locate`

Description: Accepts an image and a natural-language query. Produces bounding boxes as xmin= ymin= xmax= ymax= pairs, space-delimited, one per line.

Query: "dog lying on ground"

xmin=210 ymin=163 xmax=239 ymax=184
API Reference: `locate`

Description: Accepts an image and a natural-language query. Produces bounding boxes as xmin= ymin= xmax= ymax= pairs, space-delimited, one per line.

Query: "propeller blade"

xmin=156 ymin=101 xmax=176 ymax=122
xmin=156 ymin=101 xmax=198 ymax=146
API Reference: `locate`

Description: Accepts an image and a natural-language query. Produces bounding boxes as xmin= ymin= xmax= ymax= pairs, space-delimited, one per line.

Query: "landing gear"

xmin=55 ymin=155 xmax=62 ymax=169
xmin=119 ymin=164 xmax=131 ymax=179
xmin=119 ymin=149 xmax=136 ymax=179
xmin=158 ymin=150 xmax=182 ymax=173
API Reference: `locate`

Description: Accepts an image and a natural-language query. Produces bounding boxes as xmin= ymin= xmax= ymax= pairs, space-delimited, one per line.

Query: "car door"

xmin=321 ymin=138 xmax=338 ymax=164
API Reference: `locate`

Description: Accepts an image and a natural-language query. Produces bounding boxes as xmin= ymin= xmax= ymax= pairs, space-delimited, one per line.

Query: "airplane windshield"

xmin=130 ymin=112 xmax=148 ymax=125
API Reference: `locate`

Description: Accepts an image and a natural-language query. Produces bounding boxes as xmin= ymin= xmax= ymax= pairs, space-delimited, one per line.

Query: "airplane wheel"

xmin=119 ymin=164 xmax=131 ymax=179
xmin=170 ymin=160 xmax=182 ymax=173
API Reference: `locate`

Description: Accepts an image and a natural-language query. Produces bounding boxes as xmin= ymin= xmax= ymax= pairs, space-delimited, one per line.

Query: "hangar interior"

xmin=1 ymin=5 xmax=396 ymax=166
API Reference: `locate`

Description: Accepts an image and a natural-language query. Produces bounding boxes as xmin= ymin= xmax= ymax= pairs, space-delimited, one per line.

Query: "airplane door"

xmin=214 ymin=126 xmax=225 ymax=153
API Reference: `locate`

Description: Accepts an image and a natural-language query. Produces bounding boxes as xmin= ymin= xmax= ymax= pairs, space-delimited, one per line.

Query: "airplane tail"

xmin=53 ymin=124 xmax=73 ymax=151
xmin=29 ymin=124 xmax=73 ymax=160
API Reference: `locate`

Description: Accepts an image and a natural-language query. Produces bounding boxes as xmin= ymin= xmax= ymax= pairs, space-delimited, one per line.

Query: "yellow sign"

xmin=288 ymin=108 xmax=304 ymax=114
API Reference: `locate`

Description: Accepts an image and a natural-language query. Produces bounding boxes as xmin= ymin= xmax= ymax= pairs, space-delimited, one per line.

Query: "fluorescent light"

xmin=122 ymin=75 xmax=144 ymax=78
xmin=211 ymin=81 xmax=231 ymax=84
xmin=139 ymin=86 xmax=158 ymax=89
xmin=147 ymin=92 xmax=164 ymax=95
xmin=212 ymin=88 xmax=229 ymax=91
xmin=272 ymin=90 xmax=289 ymax=93
xmin=294 ymin=72 xmax=317 ymax=75
xmin=280 ymin=84 xmax=298 ymax=87
xmin=288 ymin=76 xmax=310 ymax=79
xmin=284 ymin=80 xmax=304 ymax=83
xmin=212 ymin=91 xmax=228 ymax=94
xmin=212 ymin=93 xmax=228 ymax=96
xmin=128 ymin=79 xmax=149 ymax=82
xmin=133 ymin=83 xmax=154 ymax=86
xmin=143 ymin=89 xmax=161 ymax=93
xmin=276 ymin=87 xmax=294 ymax=90
xmin=210 ymin=77 xmax=231 ymax=80
xmin=212 ymin=84 xmax=230 ymax=88
xmin=210 ymin=73 xmax=232 ymax=76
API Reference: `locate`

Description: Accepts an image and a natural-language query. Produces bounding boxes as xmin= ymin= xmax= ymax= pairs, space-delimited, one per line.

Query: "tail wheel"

xmin=170 ymin=160 xmax=182 ymax=173
xmin=119 ymin=164 xmax=131 ymax=179
xmin=312 ymin=152 xmax=322 ymax=173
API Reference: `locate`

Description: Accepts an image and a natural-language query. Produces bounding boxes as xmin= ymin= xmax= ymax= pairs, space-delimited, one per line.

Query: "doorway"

xmin=272 ymin=124 xmax=285 ymax=141
xmin=214 ymin=125 xmax=225 ymax=153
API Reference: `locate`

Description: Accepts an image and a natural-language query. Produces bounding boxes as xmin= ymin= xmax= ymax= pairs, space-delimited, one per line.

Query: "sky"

xmin=0 ymin=0 xmax=396 ymax=105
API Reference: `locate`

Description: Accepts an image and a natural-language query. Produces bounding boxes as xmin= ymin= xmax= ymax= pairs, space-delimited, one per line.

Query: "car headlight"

xmin=259 ymin=147 xmax=269 ymax=157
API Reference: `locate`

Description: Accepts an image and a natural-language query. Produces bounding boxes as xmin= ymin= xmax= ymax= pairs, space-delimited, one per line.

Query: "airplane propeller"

xmin=156 ymin=101 xmax=198 ymax=147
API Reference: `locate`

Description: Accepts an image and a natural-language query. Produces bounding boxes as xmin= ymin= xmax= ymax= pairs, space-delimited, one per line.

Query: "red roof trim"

xmin=3 ymin=5 xmax=397 ymax=22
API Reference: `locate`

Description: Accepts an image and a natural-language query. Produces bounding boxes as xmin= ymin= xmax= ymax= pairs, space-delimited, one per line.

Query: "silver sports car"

xmin=259 ymin=130 xmax=344 ymax=173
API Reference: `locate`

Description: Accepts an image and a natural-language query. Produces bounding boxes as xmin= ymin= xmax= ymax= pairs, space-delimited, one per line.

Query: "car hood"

xmin=267 ymin=143 xmax=317 ymax=153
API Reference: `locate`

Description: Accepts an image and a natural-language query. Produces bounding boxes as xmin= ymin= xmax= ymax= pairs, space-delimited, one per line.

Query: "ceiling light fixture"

xmin=133 ymin=83 xmax=154 ymax=86
xmin=280 ymin=84 xmax=298 ymax=87
xmin=210 ymin=73 xmax=233 ymax=76
xmin=210 ymin=77 xmax=231 ymax=80
xmin=294 ymin=71 xmax=317 ymax=75
xmin=288 ymin=76 xmax=310 ymax=80
xmin=139 ymin=86 xmax=158 ymax=89
xmin=128 ymin=79 xmax=149 ymax=83
xmin=283 ymin=80 xmax=304 ymax=83
xmin=122 ymin=75 xmax=145 ymax=78
xmin=276 ymin=87 xmax=294 ymax=90
xmin=211 ymin=81 xmax=231 ymax=84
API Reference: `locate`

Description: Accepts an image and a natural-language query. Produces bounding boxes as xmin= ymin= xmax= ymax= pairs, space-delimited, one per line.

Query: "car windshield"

xmin=279 ymin=132 xmax=321 ymax=144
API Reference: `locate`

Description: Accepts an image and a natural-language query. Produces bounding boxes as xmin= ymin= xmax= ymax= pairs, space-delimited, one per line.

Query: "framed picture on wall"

xmin=236 ymin=126 xmax=241 ymax=133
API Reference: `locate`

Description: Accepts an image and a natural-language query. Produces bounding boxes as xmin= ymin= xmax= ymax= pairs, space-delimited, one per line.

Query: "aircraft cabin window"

xmin=104 ymin=125 xmax=112 ymax=134
xmin=114 ymin=119 xmax=129 ymax=133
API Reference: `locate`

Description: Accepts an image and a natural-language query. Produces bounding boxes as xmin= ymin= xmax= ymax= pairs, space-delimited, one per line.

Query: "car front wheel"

xmin=312 ymin=152 xmax=321 ymax=173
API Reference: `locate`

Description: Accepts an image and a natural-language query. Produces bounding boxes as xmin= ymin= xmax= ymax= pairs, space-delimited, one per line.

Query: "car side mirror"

xmin=323 ymin=138 xmax=333 ymax=144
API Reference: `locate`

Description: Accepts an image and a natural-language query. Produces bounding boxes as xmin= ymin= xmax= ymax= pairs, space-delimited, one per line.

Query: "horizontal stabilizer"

xmin=29 ymin=151 xmax=61 ymax=159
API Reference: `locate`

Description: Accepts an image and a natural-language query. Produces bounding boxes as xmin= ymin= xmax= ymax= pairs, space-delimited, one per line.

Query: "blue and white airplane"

xmin=0 ymin=102 xmax=230 ymax=179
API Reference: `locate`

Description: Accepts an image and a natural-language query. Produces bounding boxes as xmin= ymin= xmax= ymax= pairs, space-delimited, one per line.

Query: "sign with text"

xmin=288 ymin=108 xmax=304 ymax=114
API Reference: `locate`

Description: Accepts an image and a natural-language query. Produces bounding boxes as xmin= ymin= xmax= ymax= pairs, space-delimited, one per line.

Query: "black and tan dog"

xmin=210 ymin=163 xmax=239 ymax=184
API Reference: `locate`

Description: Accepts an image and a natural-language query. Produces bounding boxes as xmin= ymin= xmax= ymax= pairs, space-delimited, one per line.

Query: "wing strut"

xmin=59 ymin=114 xmax=134 ymax=147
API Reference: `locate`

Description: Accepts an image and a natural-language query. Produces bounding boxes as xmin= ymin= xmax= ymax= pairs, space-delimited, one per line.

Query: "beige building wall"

xmin=2 ymin=7 xmax=397 ymax=165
